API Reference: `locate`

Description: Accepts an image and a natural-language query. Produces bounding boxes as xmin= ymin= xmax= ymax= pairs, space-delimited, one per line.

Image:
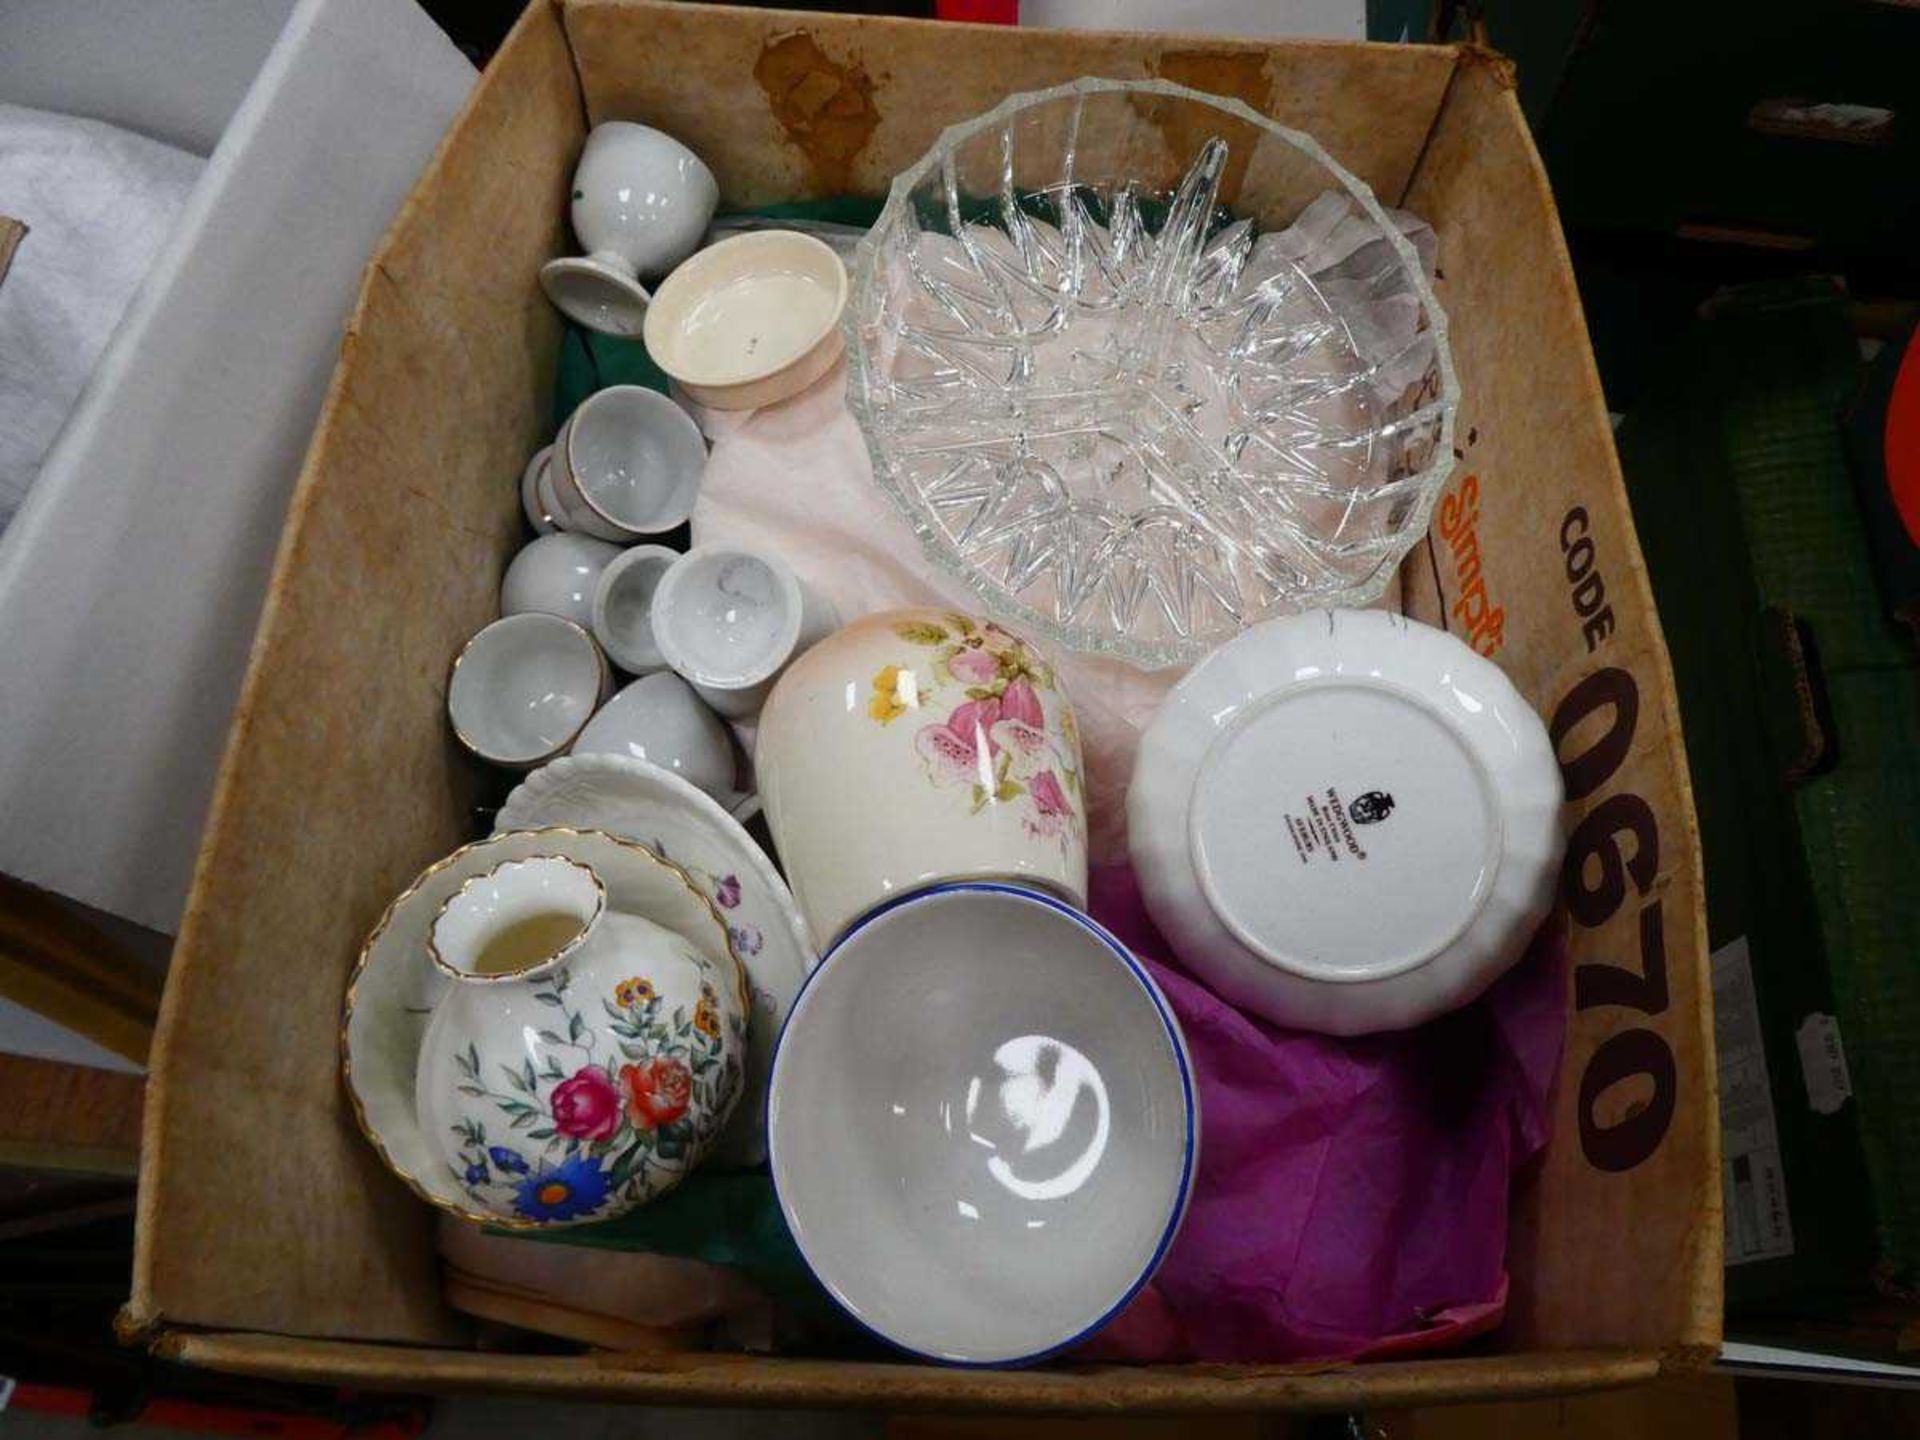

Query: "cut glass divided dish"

xmin=847 ymin=79 xmax=1459 ymax=667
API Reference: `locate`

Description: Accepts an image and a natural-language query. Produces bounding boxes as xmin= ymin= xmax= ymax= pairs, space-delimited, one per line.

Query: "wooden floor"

xmin=0 ymin=1053 xmax=143 ymax=1177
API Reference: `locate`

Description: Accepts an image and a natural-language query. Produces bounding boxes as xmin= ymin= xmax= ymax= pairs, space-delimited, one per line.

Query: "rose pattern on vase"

xmin=865 ymin=613 xmax=1084 ymax=846
xmin=443 ymin=964 xmax=746 ymax=1224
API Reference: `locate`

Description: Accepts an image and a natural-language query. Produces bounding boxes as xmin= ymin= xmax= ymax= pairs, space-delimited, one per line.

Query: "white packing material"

xmin=0 ymin=0 xmax=475 ymax=936
xmin=0 ymin=104 xmax=205 ymax=530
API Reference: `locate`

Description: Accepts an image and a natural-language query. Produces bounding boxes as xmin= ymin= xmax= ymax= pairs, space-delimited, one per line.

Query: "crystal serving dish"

xmin=846 ymin=78 xmax=1459 ymax=668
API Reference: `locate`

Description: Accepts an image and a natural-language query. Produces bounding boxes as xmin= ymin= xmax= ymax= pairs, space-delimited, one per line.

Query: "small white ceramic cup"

xmin=519 ymin=445 xmax=559 ymax=534
xmin=531 ymin=446 xmax=620 ymax=541
xmin=591 ymin=543 xmax=679 ymax=675
xmin=448 ymin=613 xmax=610 ymax=769
xmin=500 ymin=531 xmax=624 ymax=629
xmin=551 ymin=386 xmax=706 ymax=542
xmin=570 ymin=671 xmax=738 ymax=804
xmin=651 ymin=545 xmax=839 ymax=719
xmin=642 ymin=230 xmax=848 ymax=411
xmin=539 ymin=121 xmax=719 ymax=338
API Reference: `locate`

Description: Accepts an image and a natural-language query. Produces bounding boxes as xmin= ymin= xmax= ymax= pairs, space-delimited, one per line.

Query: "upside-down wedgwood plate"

xmin=497 ymin=754 xmax=816 ymax=1165
xmin=1128 ymin=609 xmax=1564 ymax=1035
xmin=342 ymin=827 xmax=741 ymax=1222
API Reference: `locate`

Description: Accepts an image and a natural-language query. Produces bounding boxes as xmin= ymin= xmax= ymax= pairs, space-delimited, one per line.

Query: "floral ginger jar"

xmin=755 ymin=607 xmax=1088 ymax=949
xmin=414 ymin=853 xmax=747 ymax=1227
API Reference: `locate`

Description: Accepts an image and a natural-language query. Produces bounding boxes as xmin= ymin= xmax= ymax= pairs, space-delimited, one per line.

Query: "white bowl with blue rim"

xmin=767 ymin=881 xmax=1196 ymax=1366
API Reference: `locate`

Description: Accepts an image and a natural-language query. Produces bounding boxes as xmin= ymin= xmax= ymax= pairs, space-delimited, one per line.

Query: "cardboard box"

xmin=0 ymin=0 xmax=474 ymax=938
xmin=125 ymin=0 xmax=1719 ymax=1410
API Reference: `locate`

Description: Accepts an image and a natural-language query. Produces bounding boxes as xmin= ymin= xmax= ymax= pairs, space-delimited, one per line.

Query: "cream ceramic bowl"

xmin=1128 ymin=608 xmax=1564 ymax=1035
xmin=755 ymin=607 xmax=1088 ymax=949
xmin=448 ymin=613 xmax=609 ymax=768
xmin=643 ymin=230 xmax=848 ymax=411
xmin=769 ymin=882 xmax=1195 ymax=1365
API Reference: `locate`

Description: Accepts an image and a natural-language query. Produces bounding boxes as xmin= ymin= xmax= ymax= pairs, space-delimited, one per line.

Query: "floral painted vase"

xmin=413 ymin=853 xmax=747 ymax=1226
xmin=756 ymin=607 xmax=1088 ymax=948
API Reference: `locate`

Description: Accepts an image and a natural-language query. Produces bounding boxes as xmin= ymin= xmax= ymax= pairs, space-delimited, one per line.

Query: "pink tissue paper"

xmin=1080 ymin=864 xmax=1568 ymax=1363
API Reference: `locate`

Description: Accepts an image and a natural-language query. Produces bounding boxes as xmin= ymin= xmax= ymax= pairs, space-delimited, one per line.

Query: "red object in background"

xmin=1886 ymin=330 xmax=1920 ymax=550
xmin=1844 ymin=321 xmax=1920 ymax=628
xmin=935 ymin=0 xmax=1017 ymax=22
xmin=7 ymin=1383 xmax=427 ymax=1440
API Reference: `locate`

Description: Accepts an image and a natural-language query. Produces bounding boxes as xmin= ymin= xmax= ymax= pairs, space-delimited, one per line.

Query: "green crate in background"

xmin=1619 ymin=277 xmax=1920 ymax=1316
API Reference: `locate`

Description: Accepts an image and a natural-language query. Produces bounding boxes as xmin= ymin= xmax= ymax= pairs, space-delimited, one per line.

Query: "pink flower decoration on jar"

xmin=1025 ymin=769 xmax=1073 ymax=841
xmin=1000 ymin=675 xmax=1045 ymax=729
xmin=991 ymin=716 xmax=1056 ymax=779
xmin=1031 ymin=769 xmax=1070 ymax=817
xmin=948 ymin=646 xmax=1000 ymax=685
xmin=549 ymin=1064 xmax=621 ymax=1142
xmin=916 ymin=697 xmax=1001 ymax=787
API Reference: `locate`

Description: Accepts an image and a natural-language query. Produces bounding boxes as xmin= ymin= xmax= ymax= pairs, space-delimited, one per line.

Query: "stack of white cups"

xmin=452 ymin=382 xmax=835 ymax=820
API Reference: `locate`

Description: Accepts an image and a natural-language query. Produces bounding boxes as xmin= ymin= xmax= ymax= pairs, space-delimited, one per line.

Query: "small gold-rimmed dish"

xmin=342 ymin=826 xmax=746 ymax=1228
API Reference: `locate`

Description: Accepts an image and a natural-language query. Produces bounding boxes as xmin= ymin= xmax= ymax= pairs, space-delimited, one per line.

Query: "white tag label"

xmin=1796 ymin=1014 xmax=1854 ymax=1115
xmin=0 ymin=1375 xmax=15 ymax=1411
xmin=1712 ymin=937 xmax=1795 ymax=1264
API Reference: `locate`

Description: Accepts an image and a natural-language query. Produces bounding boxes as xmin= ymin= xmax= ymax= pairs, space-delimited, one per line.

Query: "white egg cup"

xmin=592 ymin=543 xmax=680 ymax=675
xmin=500 ymin=532 xmax=625 ymax=629
xmin=569 ymin=671 xmax=738 ymax=806
xmin=552 ymin=386 xmax=707 ymax=542
xmin=539 ymin=122 xmax=719 ymax=338
xmin=448 ymin=613 xmax=610 ymax=769
xmin=651 ymin=545 xmax=838 ymax=720
xmin=520 ymin=444 xmax=559 ymax=534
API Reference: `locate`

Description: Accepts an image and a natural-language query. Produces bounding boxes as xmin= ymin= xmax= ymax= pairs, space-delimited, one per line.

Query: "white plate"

xmin=1128 ymin=609 xmax=1562 ymax=1035
xmin=497 ymin=754 xmax=816 ymax=1164
xmin=343 ymin=827 xmax=740 ymax=1221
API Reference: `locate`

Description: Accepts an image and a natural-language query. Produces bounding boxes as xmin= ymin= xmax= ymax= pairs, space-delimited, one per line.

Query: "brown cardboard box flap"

xmin=562 ymin=0 xmax=1454 ymax=208
xmin=158 ymin=1332 xmax=1664 ymax=1413
xmin=1400 ymin=57 xmax=1721 ymax=1357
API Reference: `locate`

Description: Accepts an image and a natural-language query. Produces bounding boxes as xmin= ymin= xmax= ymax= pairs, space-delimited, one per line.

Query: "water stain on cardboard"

xmin=754 ymin=32 xmax=880 ymax=196
xmin=1143 ymin=50 xmax=1274 ymax=203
